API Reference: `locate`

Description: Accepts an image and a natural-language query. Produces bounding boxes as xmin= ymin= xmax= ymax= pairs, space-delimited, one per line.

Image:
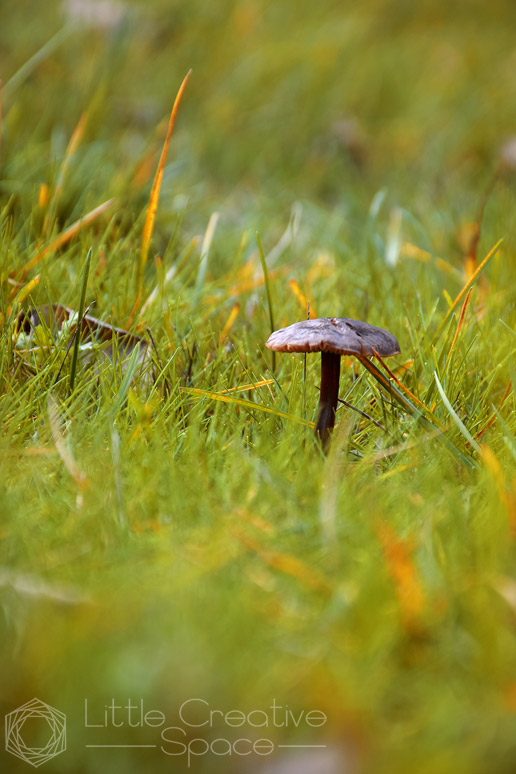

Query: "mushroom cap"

xmin=266 ymin=317 xmax=400 ymax=357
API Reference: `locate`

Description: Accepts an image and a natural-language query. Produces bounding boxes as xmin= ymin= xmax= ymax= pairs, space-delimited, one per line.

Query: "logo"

xmin=5 ymin=698 xmax=66 ymax=767
xmin=84 ymin=697 xmax=328 ymax=767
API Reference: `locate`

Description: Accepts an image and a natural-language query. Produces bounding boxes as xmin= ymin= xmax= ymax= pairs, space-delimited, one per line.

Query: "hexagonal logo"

xmin=5 ymin=698 xmax=66 ymax=767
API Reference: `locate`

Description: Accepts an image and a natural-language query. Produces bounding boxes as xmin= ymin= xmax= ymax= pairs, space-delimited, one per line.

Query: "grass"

xmin=2 ymin=1 xmax=516 ymax=773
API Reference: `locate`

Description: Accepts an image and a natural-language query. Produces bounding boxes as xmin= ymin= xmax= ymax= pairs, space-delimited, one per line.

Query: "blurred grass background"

xmin=2 ymin=1 xmax=516 ymax=773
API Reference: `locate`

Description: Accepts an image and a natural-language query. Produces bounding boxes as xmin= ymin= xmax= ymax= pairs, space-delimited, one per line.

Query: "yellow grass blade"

xmin=12 ymin=275 xmax=40 ymax=306
xmin=219 ymin=302 xmax=240 ymax=344
xmin=288 ymin=278 xmax=316 ymax=318
xmin=432 ymin=238 xmax=503 ymax=343
xmin=20 ymin=198 xmax=115 ymax=279
xmin=221 ymin=379 xmax=274 ymax=393
xmin=8 ymin=276 xmax=41 ymax=320
xmin=182 ymin=386 xmax=313 ymax=427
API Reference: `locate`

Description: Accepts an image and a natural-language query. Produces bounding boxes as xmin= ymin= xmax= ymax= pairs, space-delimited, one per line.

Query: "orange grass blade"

xmin=392 ymin=359 xmax=414 ymax=375
xmin=358 ymin=354 xmax=432 ymax=422
xmin=464 ymin=223 xmax=480 ymax=279
xmin=44 ymin=111 xmax=89 ymax=236
xmin=234 ymin=508 xmax=275 ymax=535
xmin=38 ymin=183 xmax=50 ymax=208
xmin=371 ymin=348 xmax=431 ymax=415
xmin=445 ymin=287 xmax=473 ymax=366
xmin=288 ymin=279 xmax=316 ymax=318
xmin=219 ymin=302 xmax=240 ymax=344
xmin=232 ymin=528 xmax=331 ymax=595
xmin=48 ymin=111 xmax=88 ymax=212
xmin=432 ymin=238 xmax=503 ymax=343
xmin=19 ymin=198 xmax=115 ymax=279
xmin=481 ymin=445 xmax=506 ymax=497
xmin=376 ymin=522 xmax=425 ymax=630
xmin=480 ymin=445 xmax=516 ymax=531
xmin=400 ymin=242 xmax=431 ymax=262
xmin=139 ymin=70 xmax=192 ymax=289
xmin=132 ymin=149 xmax=157 ymax=189
xmin=356 ymin=354 xmax=475 ymax=468
xmin=228 ymin=265 xmax=289 ymax=296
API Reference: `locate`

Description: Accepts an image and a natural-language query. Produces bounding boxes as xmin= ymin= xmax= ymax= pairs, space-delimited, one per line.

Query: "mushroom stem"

xmin=315 ymin=351 xmax=341 ymax=449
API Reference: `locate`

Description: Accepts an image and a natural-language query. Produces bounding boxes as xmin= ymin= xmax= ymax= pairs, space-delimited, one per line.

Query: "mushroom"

xmin=266 ymin=317 xmax=400 ymax=448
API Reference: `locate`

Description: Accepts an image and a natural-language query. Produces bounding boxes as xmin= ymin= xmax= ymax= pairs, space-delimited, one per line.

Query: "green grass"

xmin=2 ymin=2 xmax=516 ymax=773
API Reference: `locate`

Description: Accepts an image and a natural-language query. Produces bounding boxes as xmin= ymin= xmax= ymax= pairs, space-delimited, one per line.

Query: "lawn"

xmin=1 ymin=1 xmax=516 ymax=773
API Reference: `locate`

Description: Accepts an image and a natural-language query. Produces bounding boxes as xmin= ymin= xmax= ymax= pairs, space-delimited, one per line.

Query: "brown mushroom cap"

xmin=266 ymin=317 xmax=400 ymax=358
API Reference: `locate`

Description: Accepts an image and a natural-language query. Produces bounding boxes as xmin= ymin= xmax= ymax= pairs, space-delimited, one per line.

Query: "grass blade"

xmin=194 ymin=211 xmax=220 ymax=305
xmin=433 ymin=371 xmax=481 ymax=453
xmin=69 ymin=247 xmax=92 ymax=393
xmin=257 ymin=231 xmax=276 ymax=371
xmin=19 ymin=198 xmax=115 ymax=279
xmin=182 ymin=386 xmax=312 ymax=427
xmin=432 ymin=238 xmax=502 ymax=344
xmin=357 ymin=355 xmax=475 ymax=468
xmin=445 ymin=287 xmax=473 ymax=367
xmin=111 ymin=346 xmax=142 ymax=419
xmin=3 ymin=25 xmax=72 ymax=100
